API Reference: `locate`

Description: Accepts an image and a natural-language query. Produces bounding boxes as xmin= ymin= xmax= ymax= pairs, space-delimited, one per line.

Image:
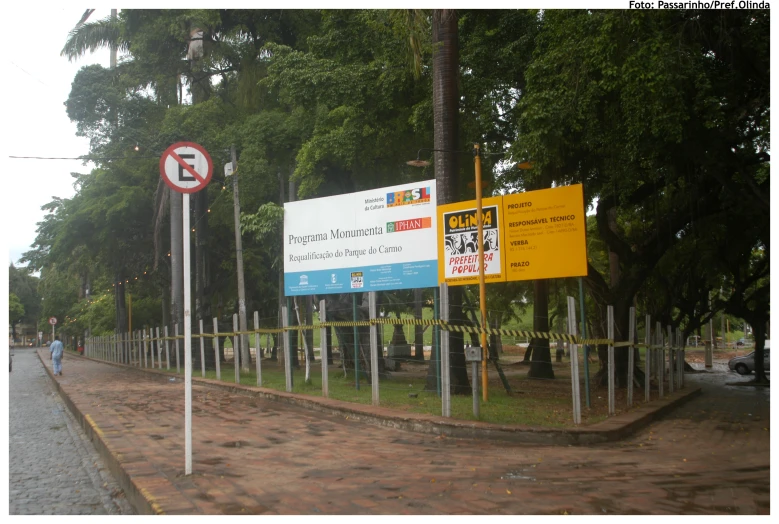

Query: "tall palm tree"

xmin=422 ymin=10 xmax=472 ymax=394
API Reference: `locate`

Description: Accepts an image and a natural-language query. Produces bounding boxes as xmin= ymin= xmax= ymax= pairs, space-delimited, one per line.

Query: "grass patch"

xmin=173 ymin=347 xmax=621 ymax=427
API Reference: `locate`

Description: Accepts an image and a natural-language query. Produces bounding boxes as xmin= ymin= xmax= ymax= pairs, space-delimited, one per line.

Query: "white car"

xmin=728 ymin=340 xmax=770 ymax=375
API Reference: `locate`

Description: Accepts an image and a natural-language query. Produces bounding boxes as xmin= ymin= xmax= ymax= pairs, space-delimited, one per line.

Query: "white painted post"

xmin=254 ymin=311 xmax=262 ymax=387
xmin=212 ymin=318 xmax=221 ymax=381
xmin=369 ymin=292 xmax=379 ymax=406
xmin=199 ymin=319 xmax=206 ymax=378
xmin=164 ymin=326 xmax=171 ymax=370
xmin=156 ymin=327 xmax=163 ymax=369
xmin=233 ymin=314 xmax=240 ymax=384
xmin=183 ymin=192 xmax=193 ymax=476
xmin=150 ymin=329 xmax=156 ymax=368
xmin=282 ymin=306 xmax=292 ymax=392
xmin=645 ymin=315 xmax=651 ymax=402
xmin=319 ymin=300 xmax=328 ymax=397
xmin=567 ymin=296 xmax=581 ymax=425
xmin=628 ymin=307 xmax=636 ymax=407
xmin=440 ymin=283 xmax=451 ymax=418
xmin=143 ymin=329 xmax=148 ymax=368
xmin=607 ymin=305 xmax=615 ymax=415
xmin=174 ymin=323 xmax=180 ymax=373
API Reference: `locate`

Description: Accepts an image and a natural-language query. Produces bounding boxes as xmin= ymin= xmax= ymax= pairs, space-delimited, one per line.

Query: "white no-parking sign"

xmin=159 ymin=142 xmax=213 ymax=194
xmin=160 ymin=141 xmax=212 ymax=476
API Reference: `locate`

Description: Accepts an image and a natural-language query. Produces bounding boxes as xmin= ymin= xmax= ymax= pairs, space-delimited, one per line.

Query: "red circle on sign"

xmin=49 ymin=317 xmax=57 ymax=325
xmin=159 ymin=142 xmax=213 ymax=194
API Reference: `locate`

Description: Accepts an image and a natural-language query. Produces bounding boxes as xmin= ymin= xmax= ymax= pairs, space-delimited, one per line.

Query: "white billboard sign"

xmin=284 ymin=180 xmax=437 ymax=296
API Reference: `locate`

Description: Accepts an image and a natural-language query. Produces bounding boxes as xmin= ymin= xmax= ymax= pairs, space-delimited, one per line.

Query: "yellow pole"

xmin=474 ymin=144 xmax=489 ymax=402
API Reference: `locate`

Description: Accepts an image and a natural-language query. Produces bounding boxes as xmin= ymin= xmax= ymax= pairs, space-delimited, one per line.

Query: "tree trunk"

xmin=195 ymin=188 xmax=212 ymax=347
xmin=326 ymin=323 xmax=334 ymax=365
xmin=425 ymin=286 xmax=471 ymax=394
xmin=432 ymin=9 xmax=460 ymax=205
xmin=594 ymin=299 xmax=635 ymax=388
xmin=425 ymin=9 xmax=470 ymax=395
xmin=528 ymin=279 xmax=554 ymax=378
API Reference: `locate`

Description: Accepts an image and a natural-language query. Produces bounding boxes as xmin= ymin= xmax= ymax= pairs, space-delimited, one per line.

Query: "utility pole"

xmin=228 ymin=145 xmax=249 ymax=370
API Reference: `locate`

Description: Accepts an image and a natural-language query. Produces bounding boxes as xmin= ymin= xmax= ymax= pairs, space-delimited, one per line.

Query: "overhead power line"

xmin=8 ymin=155 xmax=161 ymax=160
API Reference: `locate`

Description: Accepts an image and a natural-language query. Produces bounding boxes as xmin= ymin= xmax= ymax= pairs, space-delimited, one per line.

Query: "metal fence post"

xmin=656 ymin=322 xmax=664 ymax=398
xmin=567 ymin=296 xmax=581 ymax=425
xmin=164 ymin=326 xmax=171 ymax=370
xmin=667 ymin=325 xmax=674 ymax=394
xmin=607 ymin=305 xmax=615 ymax=415
xmin=369 ymin=291 xmax=379 ymax=406
xmin=156 ymin=327 xmax=163 ymax=369
xmin=440 ymin=283 xmax=451 ymax=418
xmin=254 ymin=311 xmax=262 ymax=387
xmin=233 ymin=314 xmax=240 ymax=384
xmin=319 ymin=300 xmax=327 ymax=397
xmin=212 ymin=318 xmax=221 ymax=381
xmin=645 ymin=315 xmax=651 ymax=402
xmin=199 ymin=319 xmax=206 ymax=377
xmin=282 ymin=305 xmax=292 ymax=392
xmin=628 ymin=307 xmax=636 ymax=407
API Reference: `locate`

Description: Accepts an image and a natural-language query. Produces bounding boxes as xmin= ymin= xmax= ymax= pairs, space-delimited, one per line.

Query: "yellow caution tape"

xmin=97 ymin=317 xmax=658 ymax=347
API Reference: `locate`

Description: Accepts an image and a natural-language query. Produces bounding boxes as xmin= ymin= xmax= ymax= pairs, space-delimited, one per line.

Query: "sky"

xmin=2 ymin=7 xmax=113 ymax=268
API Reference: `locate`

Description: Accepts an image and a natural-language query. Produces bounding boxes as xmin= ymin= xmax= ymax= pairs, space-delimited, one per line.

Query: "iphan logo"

xmin=387 ymin=217 xmax=432 ymax=233
xmin=386 ymin=186 xmax=431 ymax=207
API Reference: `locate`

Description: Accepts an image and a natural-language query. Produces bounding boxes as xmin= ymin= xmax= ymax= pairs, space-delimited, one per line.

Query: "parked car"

xmin=728 ymin=341 xmax=770 ymax=375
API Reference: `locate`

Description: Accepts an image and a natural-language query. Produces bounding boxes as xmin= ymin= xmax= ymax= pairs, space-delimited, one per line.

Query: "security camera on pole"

xmin=160 ymin=142 xmax=213 ymax=476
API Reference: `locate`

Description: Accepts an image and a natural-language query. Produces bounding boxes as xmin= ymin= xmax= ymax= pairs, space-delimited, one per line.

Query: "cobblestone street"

xmin=9 ymin=348 xmax=134 ymax=515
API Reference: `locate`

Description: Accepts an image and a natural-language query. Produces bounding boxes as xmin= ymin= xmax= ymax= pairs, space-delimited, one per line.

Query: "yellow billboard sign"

xmin=503 ymin=184 xmax=587 ymax=281
xmin=437 ymin=196 xmax=506 ymax=286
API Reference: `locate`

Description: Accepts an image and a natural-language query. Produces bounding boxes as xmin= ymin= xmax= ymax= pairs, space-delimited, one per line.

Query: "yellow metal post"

xmin=473 ymin=144 xmax=488 ymax=402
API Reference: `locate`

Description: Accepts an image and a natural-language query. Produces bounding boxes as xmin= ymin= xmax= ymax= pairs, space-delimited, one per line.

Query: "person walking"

xmin=50 ymin=336 xmax=64 ymax=376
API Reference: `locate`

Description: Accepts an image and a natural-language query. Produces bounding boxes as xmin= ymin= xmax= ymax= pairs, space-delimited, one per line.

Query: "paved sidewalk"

xmin=37 ymin=350 xmax=769 ymax=514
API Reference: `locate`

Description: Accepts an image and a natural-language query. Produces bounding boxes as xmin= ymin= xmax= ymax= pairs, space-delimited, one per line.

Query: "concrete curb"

xmin=37 ymin=351 xmax=182 ymax=515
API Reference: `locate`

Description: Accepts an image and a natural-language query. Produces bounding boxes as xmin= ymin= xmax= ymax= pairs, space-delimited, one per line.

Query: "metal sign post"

xmin=160 ymin=142 xmax=212 ymax=476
